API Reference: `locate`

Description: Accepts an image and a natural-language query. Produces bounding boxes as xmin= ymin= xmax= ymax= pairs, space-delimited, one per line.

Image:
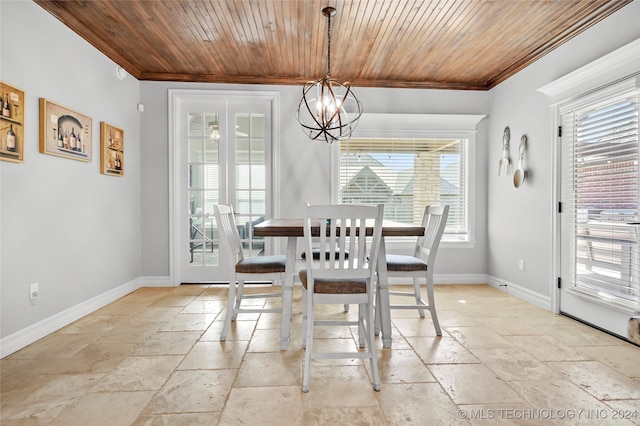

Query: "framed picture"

xmin=39 ymin=98 xmax=92 ymax=162
xmin=1 ymin=81 xmax=25 ymax=163
xmin=100 ymin=122 xmax=124 ymax=176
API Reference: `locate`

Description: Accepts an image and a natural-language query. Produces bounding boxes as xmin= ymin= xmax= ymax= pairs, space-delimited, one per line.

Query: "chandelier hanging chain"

xmin=326 ymin=8 xmax=332 ymax=77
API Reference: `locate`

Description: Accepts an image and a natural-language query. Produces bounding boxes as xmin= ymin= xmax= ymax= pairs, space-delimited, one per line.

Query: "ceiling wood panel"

xmin=34 ymin=0 xmax=632 ymax=90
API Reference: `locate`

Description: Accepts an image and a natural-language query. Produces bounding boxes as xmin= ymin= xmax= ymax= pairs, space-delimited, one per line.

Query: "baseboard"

xmin=138 ymin=275 xmax=174 ymax=287
xmin=487 ymin=275 xmax=552 ymax=311
xmin=0 ymin=278 xmax=142 ymax=358
xmin=386 ymin=273 xmax=488 ymax=285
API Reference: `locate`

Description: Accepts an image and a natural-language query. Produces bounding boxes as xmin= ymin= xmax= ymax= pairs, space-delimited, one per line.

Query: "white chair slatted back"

xmin=305 ymin=205 xmax=382 ymax=283
xmin=414 ymin=205 xmax=449 ymax=265
xmin=214 ymin=204 xmax=245 ymax=271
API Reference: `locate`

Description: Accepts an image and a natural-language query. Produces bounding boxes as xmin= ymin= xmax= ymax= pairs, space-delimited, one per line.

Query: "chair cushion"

xmin=299 ymin=269 xmax=366 ymax=294
xmin=301 ymin=248 xmax=349 ymax=260
xmin=236 ymin=255 xmax=286 ymax=274
xmin=386 ymin=254 xmax=428 ymax=272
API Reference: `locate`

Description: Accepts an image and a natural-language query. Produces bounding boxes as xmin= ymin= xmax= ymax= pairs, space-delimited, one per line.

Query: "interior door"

xmin=173 ymin=93 xmax=274 ymax=284
xmin=559 ymin=92 xmax=640 ymax=339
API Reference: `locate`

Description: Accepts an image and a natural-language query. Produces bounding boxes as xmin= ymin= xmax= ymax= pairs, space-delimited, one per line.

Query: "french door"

xmin=171 ymin=91 xmax=277 ymax=284
xmin=559 ymin=84 xmax=640 ymax=339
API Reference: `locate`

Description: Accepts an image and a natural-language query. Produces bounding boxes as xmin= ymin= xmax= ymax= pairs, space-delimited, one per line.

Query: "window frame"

xmin=331 ymin=113 xmax=485 ymax=249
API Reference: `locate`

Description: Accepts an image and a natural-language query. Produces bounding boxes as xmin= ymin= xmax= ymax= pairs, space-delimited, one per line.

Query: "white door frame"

xmin=168 ymin=89 xmax=280 ymax=286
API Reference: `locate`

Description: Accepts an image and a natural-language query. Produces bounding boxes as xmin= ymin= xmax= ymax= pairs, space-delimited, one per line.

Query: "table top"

xmin=254 ymin=218 xmax=425 ymax=238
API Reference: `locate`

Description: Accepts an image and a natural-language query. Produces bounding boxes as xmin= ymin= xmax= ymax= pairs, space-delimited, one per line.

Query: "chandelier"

xmin=296 ymin=6 xmax=362 ymax=144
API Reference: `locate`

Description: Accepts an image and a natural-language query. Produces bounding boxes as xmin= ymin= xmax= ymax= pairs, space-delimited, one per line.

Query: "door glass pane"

xmin=188 ymin=139 xmax=202 ymax=162
xmin=251 ymin=139 xmax=265 ymax=163
xmin=251 ymin=164 xmax=266 ymax=189
xmin=189 ymin=164 xmax=203 ymax=189
xmin=236 ymin=165 xmax=250 ymax=189
xmin=236 ymin=114 xmax=250 ymax=137
xmin=236 ymin=139 xmax=249 ymax=163
xmin=189 ymin=191 xmax=203 ymax=215
xmin=204 ymin=138 xmax=218 ymax=162
xmin=188 ymin=112 xmax=220 ymax=267
xmin=252 ymin=115 xmax=265 ymax=138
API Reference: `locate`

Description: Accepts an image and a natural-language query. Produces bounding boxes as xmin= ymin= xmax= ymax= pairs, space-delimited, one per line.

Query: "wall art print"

xmin=39 ymin=98 xmax=92 ymax=162
xmin=100 ymin=122 xmax=124 ymax=176
xmin=0 ymin=81 xmax=25 ymax=163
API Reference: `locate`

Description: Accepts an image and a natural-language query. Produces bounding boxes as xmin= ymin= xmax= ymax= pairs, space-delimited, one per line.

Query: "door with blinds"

xmin=172 ymin=91 xmax=275 ymax=284
xmin=559 ymin=85 xmax=640 ymax=339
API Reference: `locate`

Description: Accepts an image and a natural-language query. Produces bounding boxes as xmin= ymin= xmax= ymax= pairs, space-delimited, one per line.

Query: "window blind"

xmin=338 ymin=137 xmax=468 ymax=240
xmin=563 ymin=92 xmax=640 ymax=305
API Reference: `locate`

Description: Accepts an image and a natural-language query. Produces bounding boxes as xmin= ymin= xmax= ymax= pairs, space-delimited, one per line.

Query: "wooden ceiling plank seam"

xmin=382 ymin=0 xmax=448 ymax=81
xmin=442 ymin=1 xmax=548 ymax=84
xmin=359 ymin=0 xmax=406 ymax=79
xmin=193 ymin=0 xmax=217 ymax=42
xmin=161 ymin=0 xmax=213 ymax=74
xmin=360 ymin=0 xmax=415 ymax=79
xmin=218 ymin=0 xmax=255 ymax=76
xmin=380 ymin=0 xmax=437 ymax=80
xmin=197 ymin=0 xmax=233 ymax=75
xmin=267 ymin=0 xmax=292 ymax=78
xmin=351 ymin=0 xmax=388 ymax=80
xmin=332 ymin=0 xmax=362 ymax=79
xmin=424 ymin=0 xmax=506 ymax=85
xmin=257 ymin=0 xmax=278 ymax=77
xmin=298 ymin=0 xmax=313 ymax=79
xmin=413 ymin=0 xmax=488 ymax=82
xmin=238 ymin=0 xmax=267 ymax=75
xmin=177 ymin=0 xmax=222 ymax=74
xmin=206 ymin=0 xmax=245 ymax=75
xmin=346 ymin=0 xmax=381 ymax=80
xmin=225 ymin=0 xmax=257 ymax=75
xmin=308 ymin=0 xmax=327 ymax=79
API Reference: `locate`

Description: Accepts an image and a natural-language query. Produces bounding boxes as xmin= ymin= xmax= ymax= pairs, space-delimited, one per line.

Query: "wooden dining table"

xmin=254 ymin=218 xmax=426 ymax=349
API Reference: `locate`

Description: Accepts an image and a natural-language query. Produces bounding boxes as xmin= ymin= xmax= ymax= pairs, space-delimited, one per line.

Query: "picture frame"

xmin=100 ymin=122 xmax=124 ymax=176
xmin=1 ymin=81 xmax=25 ymax=163
xmin=39 ymin=98 xmax=92 ymax=162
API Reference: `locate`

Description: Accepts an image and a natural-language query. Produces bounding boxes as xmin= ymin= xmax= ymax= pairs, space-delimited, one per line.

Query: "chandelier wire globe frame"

xmin=296 ymin=6 xmax=363 ymax=144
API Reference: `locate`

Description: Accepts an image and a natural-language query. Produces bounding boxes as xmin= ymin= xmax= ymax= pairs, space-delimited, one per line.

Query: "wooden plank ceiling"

xmin=34 ymin=0 xmax=631 ymax=90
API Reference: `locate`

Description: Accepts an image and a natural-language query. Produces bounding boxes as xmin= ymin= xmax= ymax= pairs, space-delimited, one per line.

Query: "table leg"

xmin=376 ymin=238 xmax=392 ymax=348
xmin=280 ymin=236 xmax=297 ymax=350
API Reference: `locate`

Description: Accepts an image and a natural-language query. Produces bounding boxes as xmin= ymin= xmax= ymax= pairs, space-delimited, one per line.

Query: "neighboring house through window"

xmin=332 ymin=113 xmax=485 ymax=245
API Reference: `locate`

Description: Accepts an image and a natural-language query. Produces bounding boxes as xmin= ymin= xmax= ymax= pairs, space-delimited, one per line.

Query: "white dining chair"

xmin=213 ymin=204 xmax=286 ymax=341
xmin=379 ymin=205 xmax=449 ymax=336
xmin=299 ymin=204 xmax=384 ymax=392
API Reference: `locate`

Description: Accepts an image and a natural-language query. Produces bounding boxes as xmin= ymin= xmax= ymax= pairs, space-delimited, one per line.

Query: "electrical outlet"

xmin=519 ymin=260 xmax=525 ymax=271
xmin=29 ymin=282 xmax=39 ymax=300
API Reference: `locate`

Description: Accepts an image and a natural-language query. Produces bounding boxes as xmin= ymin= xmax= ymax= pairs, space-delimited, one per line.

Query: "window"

xmin=338 ymin=137 xmax=468 ymax=240
xmin=332 ymin=113 xmax=484 ymax=244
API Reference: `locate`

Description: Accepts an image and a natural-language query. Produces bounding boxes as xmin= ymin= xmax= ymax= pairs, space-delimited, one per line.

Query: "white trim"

xmin=433 ymin=274 xmax=488 ymax=285
xmin=0 ymin=278 xmax=142 ymax=358
xmin=355 ymin=113 xmax=487 ymax=134
xmin=538 ymin=38 xmax=640 ymax=103
xmin=139 ymin=275 xmax=173 ymax=287
xmin=487 ymin=275 xmax=553 ymax=311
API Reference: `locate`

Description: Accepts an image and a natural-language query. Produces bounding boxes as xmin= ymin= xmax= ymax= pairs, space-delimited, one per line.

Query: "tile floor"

xmin=1 ymin=284 xmax=639 ymax=425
